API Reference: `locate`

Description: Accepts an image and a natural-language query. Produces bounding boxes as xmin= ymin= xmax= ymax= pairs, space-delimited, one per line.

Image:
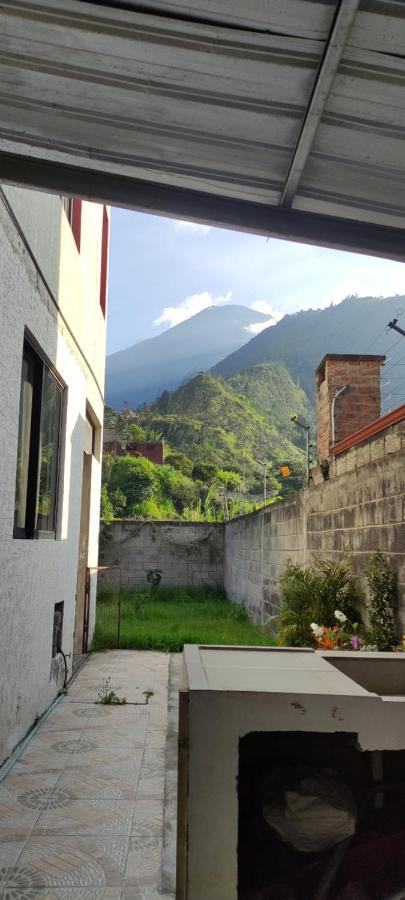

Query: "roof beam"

xmin=280 ymin=0 xmax=360 ymax=208
xmin=1 ymin=151 xmax=405 ymax=261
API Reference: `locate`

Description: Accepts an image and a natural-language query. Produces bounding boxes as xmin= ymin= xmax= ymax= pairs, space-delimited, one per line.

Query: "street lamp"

xmin=254 ymin=457 xmax=267 ymax=504
xmin=291 ymin=416 xmax=311 ymax=488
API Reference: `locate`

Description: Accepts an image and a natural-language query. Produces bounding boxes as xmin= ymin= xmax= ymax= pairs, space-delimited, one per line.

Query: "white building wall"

xmin=0 ymin=186 xmax=107 ymax=765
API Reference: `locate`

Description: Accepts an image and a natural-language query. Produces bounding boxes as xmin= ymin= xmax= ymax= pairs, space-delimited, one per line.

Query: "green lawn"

xmin=92 ymin=586 xmax=275 ymax=652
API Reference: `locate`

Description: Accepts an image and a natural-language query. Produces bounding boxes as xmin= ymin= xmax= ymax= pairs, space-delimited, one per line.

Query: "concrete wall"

xmin=100 ymin=521 xmax=224 ymax=589
xmin=0 ymin=186 xmax=106 ymax=765
xmin=224 ymin=495 xmax=306 ymax=624
xmin=225 ymin=421 xmax=405 ymax=628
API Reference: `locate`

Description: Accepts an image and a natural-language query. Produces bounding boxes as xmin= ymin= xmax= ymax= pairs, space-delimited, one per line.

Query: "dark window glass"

xmin=37 ymin=369 xmax=62 ymax=533
xmin=14 ymin=340 xmax=63 ymax=539
xmin=14 ymin=354 xmax=35 ymax=532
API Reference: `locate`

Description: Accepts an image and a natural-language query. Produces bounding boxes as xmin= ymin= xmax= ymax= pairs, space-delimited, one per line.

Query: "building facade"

xmin=0 ymin=185 xmax=108 ymax=766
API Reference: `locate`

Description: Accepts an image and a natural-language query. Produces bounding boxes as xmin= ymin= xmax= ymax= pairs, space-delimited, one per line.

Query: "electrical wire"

xmin=356 ymin=326 xmax=389 ymax=364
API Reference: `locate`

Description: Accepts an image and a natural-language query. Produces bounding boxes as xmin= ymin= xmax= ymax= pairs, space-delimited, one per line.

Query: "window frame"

xmin=14 ymin=337 xmax=64 ymax=541
xmin=61 ymin=196 xmax=82 ymax=252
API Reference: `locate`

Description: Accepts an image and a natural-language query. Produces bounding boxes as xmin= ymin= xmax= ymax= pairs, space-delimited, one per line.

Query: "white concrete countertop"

xmin=183 ymin=645 xmax=373 ymax=695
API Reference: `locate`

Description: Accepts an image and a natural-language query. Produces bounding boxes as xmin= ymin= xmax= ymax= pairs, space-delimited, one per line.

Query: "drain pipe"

xmin=0 ymin=655 xmax=89 ymax=784
xmin=331 ymin=384 xmax=350 ymax=446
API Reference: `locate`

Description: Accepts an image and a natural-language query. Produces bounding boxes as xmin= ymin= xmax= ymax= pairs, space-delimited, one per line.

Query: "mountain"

xmin=212 ymin=295 xmax=405 ymax=409
xmin=105 ymin=305 xmax=269 ymax=409
xmin=138 ymin=364 xmax=312 ymax=488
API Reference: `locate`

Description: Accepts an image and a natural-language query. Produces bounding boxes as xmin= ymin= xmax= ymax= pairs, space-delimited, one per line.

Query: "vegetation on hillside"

xmin=102 ymin=362 xmax=311 ymax=521
xmin=212 ymin=294 xmax=405 ymax=405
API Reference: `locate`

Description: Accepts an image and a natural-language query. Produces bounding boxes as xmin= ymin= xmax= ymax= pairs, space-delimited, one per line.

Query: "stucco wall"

xmin=224 ymin=422 xmax=405 ymax=629
xmin=0 ymin=186 xmax=106 ymax=765
xmin=100 ymin=521 xmax=225 ymax=589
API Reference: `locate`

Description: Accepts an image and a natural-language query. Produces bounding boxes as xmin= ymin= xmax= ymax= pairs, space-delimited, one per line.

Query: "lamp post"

xmin=291 ymin=416 xmax=311 ymax=487
xmin=254 ymin=458 xmax=267 ymax=504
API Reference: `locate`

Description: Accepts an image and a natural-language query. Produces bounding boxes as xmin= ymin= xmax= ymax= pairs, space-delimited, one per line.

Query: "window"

xmin=61 ymin=196 xmax=82 ymax=251
xmin=99 ymin=205 xmax=109 ymax=318
xmin=14 ymin=339 xmax=63 ymax=539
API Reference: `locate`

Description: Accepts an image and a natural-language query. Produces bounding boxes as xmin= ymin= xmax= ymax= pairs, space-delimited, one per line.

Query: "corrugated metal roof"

xmin=0 ymin=0 xmax=405 ymax=256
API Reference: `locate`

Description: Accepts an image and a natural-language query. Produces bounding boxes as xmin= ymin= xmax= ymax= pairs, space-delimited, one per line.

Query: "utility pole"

xmin=254 ymin=458 xmax=267 ymax=504
xmin=291 ymin=416 xmax=311 ymax=487
xmin=388 ymin=318 xmax=405 ymax=338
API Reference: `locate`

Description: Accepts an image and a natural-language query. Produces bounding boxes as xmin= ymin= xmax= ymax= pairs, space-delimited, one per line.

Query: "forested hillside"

xmin=212 ymin=295 xmax=405 ymax=407
xmin=102 ymin=363 xmax=310 ymax=521
xmin=105 ymin=304 xmax=268 ymax=408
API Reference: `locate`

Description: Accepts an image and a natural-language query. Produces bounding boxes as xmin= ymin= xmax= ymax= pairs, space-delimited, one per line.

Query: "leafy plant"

xmin=277 ymin=557 xmax=363 ymax=647
xmin=96 ymin=676 xmax=127 ymax=705
xmin=365 ymin=550 xmax=397 ymax=650
xmin=147 ymin=569 xmax=162 ymax=591
xmin=143 ymin=690 xmax=154 ymax=704
xmin=100 ymin=484 xmax=114 ymax=524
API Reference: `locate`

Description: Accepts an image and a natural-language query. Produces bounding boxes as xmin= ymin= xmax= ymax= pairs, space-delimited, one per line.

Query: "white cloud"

xmin=250 ymin=299 xmax=284 ymax=321
xmin=245 ymin=317 xmax=276 ymax=335
xmin=154 ymin=290 xmax=232 ymax=328
xmin=173 ymin=220 xmax=211 ymax=236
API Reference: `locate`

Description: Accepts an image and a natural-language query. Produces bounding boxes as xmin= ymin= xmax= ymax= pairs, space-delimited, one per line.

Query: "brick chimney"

xmin=316 ymin=354 xmax=385 ymax=461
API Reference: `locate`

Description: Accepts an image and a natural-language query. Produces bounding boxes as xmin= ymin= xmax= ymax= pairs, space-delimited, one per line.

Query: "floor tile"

xmin=55 ymin=765 xmax=142 ymax=800
xmin=0 ymin=652 xmax=172 ymax=900
xmin=0 ymin=888 xmax=123 ymax=899
xmin=33 ymin=800 xmax=135 ymax=836
xmin=125 ymin=838 xmax=161 ymax=880
xmin=10 ymin=835 xmax=130 ymax=886
xmin=0 ymin=840 xmax=27 ymax=888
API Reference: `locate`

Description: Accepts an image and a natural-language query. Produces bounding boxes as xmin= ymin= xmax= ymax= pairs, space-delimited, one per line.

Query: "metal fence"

xmin=91 ymin=565 xmax=122 ymax=648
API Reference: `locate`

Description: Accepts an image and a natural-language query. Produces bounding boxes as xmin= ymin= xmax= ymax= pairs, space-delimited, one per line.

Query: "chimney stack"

xmin=316 ymin=354 xmax=385 ymax=461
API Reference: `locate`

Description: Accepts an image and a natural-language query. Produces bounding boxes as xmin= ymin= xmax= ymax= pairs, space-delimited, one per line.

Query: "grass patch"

xmin=92 ymin=586 xmax=275 ymax=652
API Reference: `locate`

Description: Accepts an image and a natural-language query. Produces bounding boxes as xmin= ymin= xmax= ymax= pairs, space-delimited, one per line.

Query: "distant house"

xmin=104 ymin=439 xmax=165 ymax=465
xmin=120 ymin=406 xmax=138 ymax=420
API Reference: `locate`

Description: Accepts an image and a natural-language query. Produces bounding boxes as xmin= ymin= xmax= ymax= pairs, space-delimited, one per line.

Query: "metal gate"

xmin=91 ymin=564 xmax=122 ymax=648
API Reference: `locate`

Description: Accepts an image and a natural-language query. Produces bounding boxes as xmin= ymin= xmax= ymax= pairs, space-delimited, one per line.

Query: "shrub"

xmin=365 ymin=550 xmax=397 ymax=650
xmin=165 ymin=451 xmax=194 ymax=477
xmin=277 ymin=557 xmax=363 ymax=647
xmin=100 ymin=484 xmax=114 ymax=524
xmin=109 ymin=456 xmax=156 ymax=506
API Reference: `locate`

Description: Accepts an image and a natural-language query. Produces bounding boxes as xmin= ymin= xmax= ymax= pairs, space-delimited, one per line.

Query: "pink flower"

xmin=350 ymin=636 xmax=362 ymax=650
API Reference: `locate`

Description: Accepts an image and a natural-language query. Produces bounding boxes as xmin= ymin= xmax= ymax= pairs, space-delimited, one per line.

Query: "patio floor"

xmin=0 ymin=651 xmax=177 ymax=900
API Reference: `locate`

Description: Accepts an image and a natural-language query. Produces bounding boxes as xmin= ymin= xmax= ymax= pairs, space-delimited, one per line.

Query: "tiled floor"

xmin=0 ymin=651 xmax=175 ymax=900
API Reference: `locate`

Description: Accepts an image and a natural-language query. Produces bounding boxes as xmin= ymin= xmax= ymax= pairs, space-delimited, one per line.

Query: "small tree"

xmin=109 ymin=456 xmax=156 ymax=508
xmin=129 ymin=423 xmax=147 ymax=441
xmin=365 ymin=550 xmax=397 ymax=650
xmin=109 ymin=487 xmax=127 ymax=518
xmin=165 ymin=451 xmax=194 ymax=477
xmin=100 ymin=484 xmax=114 ymax=524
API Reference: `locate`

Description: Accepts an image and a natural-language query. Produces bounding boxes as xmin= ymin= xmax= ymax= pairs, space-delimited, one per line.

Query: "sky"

xmin=107 ymin=208 xmax=405 ymax=356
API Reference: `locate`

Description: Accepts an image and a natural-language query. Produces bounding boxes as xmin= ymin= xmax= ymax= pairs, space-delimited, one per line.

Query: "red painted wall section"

xmin=99 ymin=205 xmax=109 ymax=318
xmin=103 ymin=440 xmax=165 ymax=465
xmin=71 ymin=198 xmax=82 ymax=251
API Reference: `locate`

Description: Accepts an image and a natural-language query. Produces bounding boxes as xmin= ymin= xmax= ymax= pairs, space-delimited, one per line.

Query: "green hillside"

xmin=212 ymin=294 xmax=405 ymax=408
xmin=102 ymin=363 xmax=311 ymax=521
xmin=139 ymin=364 xmax=311 ymax=488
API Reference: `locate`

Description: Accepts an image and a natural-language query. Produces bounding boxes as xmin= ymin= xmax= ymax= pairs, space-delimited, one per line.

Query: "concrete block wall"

xmin=225 ymin=421 xmax=405 ymax=629
xmin=224 ymin=496 xmax=306 ymax=624
xmin=100 ymin=520 xmax=224 ymax=590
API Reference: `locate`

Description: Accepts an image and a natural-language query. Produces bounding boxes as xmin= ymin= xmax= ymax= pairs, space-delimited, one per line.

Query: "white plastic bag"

xmin=261 ymin=769 xmax=356 ymax=853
